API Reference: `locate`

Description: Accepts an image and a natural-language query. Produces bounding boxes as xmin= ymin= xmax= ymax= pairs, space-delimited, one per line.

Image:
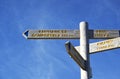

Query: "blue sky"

xmin=0 ymin=0 xmax=120 ymax=79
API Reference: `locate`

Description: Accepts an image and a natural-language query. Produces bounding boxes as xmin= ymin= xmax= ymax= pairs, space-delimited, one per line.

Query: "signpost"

xmin=23 ymin=21 xmax=120 ymax=79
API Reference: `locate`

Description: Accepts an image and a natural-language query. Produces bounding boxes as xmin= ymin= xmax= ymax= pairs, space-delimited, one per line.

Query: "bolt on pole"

xmin=80 ymin=22 xmax=90 ymax=79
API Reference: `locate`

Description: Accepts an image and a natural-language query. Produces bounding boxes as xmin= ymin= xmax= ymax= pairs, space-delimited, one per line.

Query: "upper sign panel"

xmin=93 ymin=30 xmax=120 ymax=39
xmin=23 ymin=30 xmax=120 ymax=39
xmin=23 ymin=30 xmax=80 ymax=39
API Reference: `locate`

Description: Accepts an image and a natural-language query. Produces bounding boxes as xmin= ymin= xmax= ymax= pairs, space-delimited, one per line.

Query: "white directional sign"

xmin=65 ymin=41 xmax=86 ymax=70
xmin=92 ymin=30 xmax=120 ymax=39
xmin=75 ymin=37 xmax=120 ymax=54
xmin=23 ymin=30 xmax=79 ymax=39
xmin=23 ymin=30 xmax=120 ymax=39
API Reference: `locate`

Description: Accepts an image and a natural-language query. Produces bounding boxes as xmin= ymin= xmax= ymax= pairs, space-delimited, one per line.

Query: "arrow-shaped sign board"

xmin=23 ymin=30 xmax=120 ymax=39
xmin=23 ymin=30 xmax=80 ymax=39
xmin=75 ymin=37 xmax=120 ymax=54
xmin=65 ymin=41 xmax=86 ymax=70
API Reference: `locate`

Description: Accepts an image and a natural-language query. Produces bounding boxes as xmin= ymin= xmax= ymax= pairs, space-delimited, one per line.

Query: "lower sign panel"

xmin=65 ymin=41 xmax=86 ymax=70
xmin=75 ymin=37 xmax=120 ymax=54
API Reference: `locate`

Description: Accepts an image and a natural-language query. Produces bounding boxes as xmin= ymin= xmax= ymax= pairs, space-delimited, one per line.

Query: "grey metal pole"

xmin=80 ymin=22 xmax=90 ymax=79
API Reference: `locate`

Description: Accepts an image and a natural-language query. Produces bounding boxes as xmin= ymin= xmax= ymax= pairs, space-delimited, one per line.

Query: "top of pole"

xmin=79 ymin=21 xmax=88 ymax=29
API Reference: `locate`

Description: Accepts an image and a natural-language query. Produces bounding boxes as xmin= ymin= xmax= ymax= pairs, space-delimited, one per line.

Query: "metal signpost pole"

xmin=80 ymin=22 xmax=90 ymax=79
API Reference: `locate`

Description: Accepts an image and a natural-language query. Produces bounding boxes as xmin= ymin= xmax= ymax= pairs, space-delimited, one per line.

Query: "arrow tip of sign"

xmin=65 ymin=41 xmax=71 ymax=46
xmin=23 ymin=30 xmax=29 ymax=39
xmin=65 ymin=41 xmax=70 ymax=44
xmin=65 ymin=41 xmax=71 ymax=50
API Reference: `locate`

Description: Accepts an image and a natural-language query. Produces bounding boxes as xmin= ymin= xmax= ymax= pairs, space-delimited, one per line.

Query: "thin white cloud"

xmin=30 ymin=40 xmax=79 ymax=79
